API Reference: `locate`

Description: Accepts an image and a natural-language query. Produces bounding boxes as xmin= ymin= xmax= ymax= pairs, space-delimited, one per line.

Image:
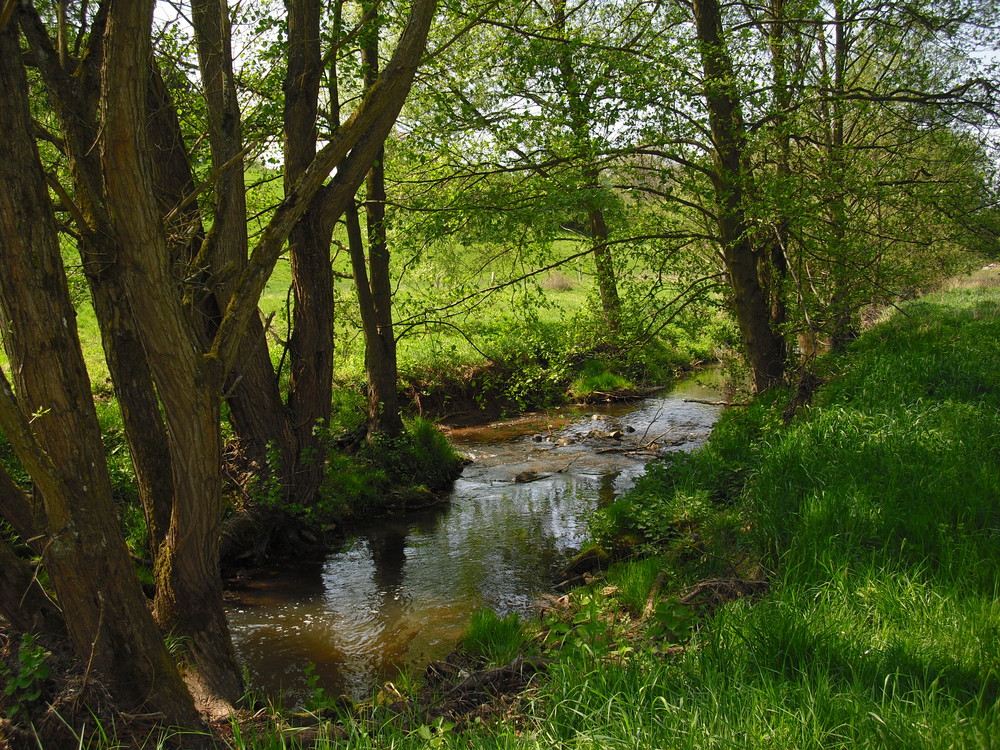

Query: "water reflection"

xmin=227 ymin=371 xmax=723 ymax=704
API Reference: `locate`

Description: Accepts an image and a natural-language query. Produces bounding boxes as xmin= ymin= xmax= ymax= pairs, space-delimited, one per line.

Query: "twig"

xmin=683 ymin=398 xmax=750 ymax=406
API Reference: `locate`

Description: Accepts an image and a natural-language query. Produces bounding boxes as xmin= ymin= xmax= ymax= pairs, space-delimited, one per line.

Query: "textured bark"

xmin=0 ymin=19 xmax=198 ymax=725
xmin=692 ymin=0 xmax=785 ymax=392
xmin=346 ymin=192 xmax=404 ymax=437
xmin=16 ymin=3 xmax=177 ymax=558
xmin=353 ymin=8 xmax=404 ymax=437
xmin=0 ymin=469 xmax=61 ymax=635
xmin=0 ymin=467 xmax=39 ymax=547
xmin=99 ymin=0 xmax=242 ymax=705
xmin=189 ymin=0 xmax=292 ymax=471
xmin=0 ymin=540 xmax=65 ymax=637
xmin=284 ymin=0 xmax=336 ymax=496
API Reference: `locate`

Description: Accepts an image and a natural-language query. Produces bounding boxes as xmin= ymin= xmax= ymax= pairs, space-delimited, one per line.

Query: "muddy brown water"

xmin=226 ymin=371 xmax=724 ymax=704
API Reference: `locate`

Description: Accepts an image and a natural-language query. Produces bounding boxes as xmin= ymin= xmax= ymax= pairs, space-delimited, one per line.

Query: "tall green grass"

xmin=575 ymin=282 xmax=1000 ymax=748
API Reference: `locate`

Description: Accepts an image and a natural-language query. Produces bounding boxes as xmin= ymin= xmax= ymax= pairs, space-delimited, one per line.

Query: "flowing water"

xmin=226 ymin=371 xmax=724 ymax=704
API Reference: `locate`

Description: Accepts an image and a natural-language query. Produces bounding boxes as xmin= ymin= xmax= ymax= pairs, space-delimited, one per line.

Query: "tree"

xmin=2 ymin=0 xmax=437 ymax=718
xmin=346 ymin=1 xmax=407 ymax=437
xmin=0 ymin=13 xmax=199 ymax=724
xmin=691 ymin=0 xmax=788 ymax=391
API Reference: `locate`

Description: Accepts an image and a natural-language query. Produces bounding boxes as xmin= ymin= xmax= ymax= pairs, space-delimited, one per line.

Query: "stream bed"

xmin=226 ymin=371 xmax=724 ymax=704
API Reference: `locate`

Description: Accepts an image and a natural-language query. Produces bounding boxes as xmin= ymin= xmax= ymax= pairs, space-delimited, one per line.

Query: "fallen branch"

xmin=683 ymin=398 xmax=750 ymax=407
xmin=640 ymin=571 xmax=667 ymax=623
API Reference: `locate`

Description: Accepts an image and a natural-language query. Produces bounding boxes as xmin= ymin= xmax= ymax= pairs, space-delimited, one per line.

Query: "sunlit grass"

xmin=460 ymin=608 xmax=530 ymax=667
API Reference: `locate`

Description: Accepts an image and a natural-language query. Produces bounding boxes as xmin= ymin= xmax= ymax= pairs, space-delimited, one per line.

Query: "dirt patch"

xmin=419 ymin=653 xmax=551 ymax=724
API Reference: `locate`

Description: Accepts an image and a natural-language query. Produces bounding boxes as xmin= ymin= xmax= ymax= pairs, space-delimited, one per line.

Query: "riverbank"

xmin=252 ymin=270 xmax=999 ymax=747
xmin=5 ymin=272 xmax=997 ymax=748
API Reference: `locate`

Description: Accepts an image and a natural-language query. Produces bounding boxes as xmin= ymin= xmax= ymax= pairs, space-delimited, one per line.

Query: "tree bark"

xmin=99 ymin=0 xmax=243 ymax=705
xmin=189 ymin=0 xmax=292 ymax=472
xmin=0 ymin=18 xmax=198 ymax=725
xmin=0 ymin=540 xmax=65 ymax=637
xmin=692 ymin=0 xmax=785 ymax=392
xmin=284 ymin=0 xmax=337 ymax=497
xmin=16 ymin=2 xmax=177 ymax=560
xmin=352 ymin=5 xmax=404 ymax=437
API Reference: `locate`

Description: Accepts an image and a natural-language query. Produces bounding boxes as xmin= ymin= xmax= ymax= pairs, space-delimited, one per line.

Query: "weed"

xmin=461 ymin=609 xmax=529 ymax=666
xmin=1 ymin=634 xmax=50 ymax=719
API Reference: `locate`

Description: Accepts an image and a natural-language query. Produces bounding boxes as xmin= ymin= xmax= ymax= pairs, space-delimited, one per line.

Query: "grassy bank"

xmin=8 ymin=275 xmax=997 ymax=748
xmin=241 ymin=271 xmax=999 ymax=749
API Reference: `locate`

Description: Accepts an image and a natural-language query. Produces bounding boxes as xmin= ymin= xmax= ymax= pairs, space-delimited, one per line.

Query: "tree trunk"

xmin=0 ymin=540 xmax=65 ymax=637
xmin=353 ymin=7 xmax=404 ymax=437
xmin=189 ymin=0 xmax=292 ymax=474
xmin=99 ymin=0 xmax=243 ymax=705
xmin=692 ymin=0 xmax=785 ymax=392
xmin=346 ymin=194 xmax=405 ymax=437
xmin=284 ymin=0 xmax=337 ymax=499
xmin=0 ymin=471 xmax=64 ymax=636
xmin=763 ymin=0 xmax=790 ymax=343
xmin=552 ymin=0 xmax=622 ymax=331
xmin=16 ymin=2 xmax=177 ymax=560
xmin=826 ymin=0 xmax=859 ymax=351
xmin=0 ymin=19 xmax=199 ymax=725
xmin=587 ymin=190 xmax=623 ymax=333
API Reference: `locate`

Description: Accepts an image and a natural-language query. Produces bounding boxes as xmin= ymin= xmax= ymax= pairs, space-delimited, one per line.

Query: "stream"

xmin=225 ymin=370 xmax=725 ymax=704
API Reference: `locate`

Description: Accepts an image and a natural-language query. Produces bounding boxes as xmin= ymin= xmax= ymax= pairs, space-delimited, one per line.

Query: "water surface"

xmin=227 ymin=371 xmax=724 ymax=703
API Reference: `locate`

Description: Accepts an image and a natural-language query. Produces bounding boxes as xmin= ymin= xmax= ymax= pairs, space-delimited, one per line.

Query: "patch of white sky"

xmin=153 ymin=0 xmax=287 ymax=167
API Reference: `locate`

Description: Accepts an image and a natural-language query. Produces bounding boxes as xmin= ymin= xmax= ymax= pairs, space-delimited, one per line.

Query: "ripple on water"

xmin=227 ymin=371 xmax=724 ymax=703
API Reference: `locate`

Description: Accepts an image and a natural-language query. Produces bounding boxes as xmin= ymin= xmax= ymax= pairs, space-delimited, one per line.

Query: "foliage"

xmin=460 ymin=609 xmax=530 ymax=667
xmin=360 ymin=418 xmax=464 ymax=493
xmin=568 ymin=359 xmax=633 ymax=399
xmin=573 ymin=278 xmax=1000 ymax=749
xmin=591 ymin=390 xmax=782 ymax=554
xmin=1 ymin=634 xmax=50 ymax=719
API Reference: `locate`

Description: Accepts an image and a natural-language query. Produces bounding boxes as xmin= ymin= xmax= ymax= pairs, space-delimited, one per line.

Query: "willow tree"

xmin=2 ymin=0 xmax=437 ymax=716
xmin=0 ymin=13 xmax=199 ymax=724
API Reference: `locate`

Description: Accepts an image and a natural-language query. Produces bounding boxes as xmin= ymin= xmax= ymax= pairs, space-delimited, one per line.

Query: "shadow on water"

xmin=226 ymin=370 xmax=725 ymax=704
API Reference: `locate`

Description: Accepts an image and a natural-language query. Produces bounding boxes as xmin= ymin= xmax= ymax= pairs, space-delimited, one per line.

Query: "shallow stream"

xmin=226 ymin=371 xmax=724 ymax=703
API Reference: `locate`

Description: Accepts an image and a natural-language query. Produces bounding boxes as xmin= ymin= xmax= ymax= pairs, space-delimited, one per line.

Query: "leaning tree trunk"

xmin=692 ymin=0 xmax=785 ymax=392
xmin=0 ymin=19 xmax=198 ymax=725
xmin=100 ymin=0 xmax=243 ymax=705
xmin=16 ymin=3 xmax=177 ymax=560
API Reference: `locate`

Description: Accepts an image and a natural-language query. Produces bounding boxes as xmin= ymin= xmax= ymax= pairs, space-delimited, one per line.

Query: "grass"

xmin=7 ymin=272 xmax=998 ymax=749
xmin=211 ymin=270 xmax=994 ymax=749
xmin=460 ymin=609 xmax=530 ymax=667
xmin=572 ymin=275 xmax=1000 ymax=748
